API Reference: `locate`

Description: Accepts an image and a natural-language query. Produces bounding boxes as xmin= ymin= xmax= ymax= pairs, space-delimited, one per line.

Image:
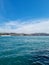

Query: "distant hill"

xmin=0 ymin=33 xmax=49 ymax=36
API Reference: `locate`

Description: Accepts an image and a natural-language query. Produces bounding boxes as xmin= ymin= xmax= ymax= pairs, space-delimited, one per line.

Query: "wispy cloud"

xmin=0 ymin=20 xmax=49 ymax=33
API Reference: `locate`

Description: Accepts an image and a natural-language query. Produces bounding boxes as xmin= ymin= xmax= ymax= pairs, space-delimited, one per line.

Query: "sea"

xmin=0 ymin=36 xmax=49 ymax=65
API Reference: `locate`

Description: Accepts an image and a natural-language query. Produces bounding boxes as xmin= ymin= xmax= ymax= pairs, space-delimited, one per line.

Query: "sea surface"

xmin=0 ymin=36 xmax=49 ymax=65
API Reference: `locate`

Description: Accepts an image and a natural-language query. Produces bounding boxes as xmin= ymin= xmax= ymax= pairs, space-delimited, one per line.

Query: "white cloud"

xmin=0 ymin=20 xmax=49 ymax=33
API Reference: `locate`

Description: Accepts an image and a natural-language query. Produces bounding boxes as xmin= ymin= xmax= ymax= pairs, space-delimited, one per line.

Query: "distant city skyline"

xmin=0 ymin=0 xmax=49 ymax=33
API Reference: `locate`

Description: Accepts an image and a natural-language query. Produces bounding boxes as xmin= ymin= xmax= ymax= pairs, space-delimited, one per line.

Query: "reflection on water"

xmin=0 ymin=36 xmax=49 ymax=65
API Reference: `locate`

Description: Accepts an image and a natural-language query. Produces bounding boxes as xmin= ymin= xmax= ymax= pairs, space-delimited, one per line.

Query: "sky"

xmin=0 ymin=0 xmax=49 ymax=33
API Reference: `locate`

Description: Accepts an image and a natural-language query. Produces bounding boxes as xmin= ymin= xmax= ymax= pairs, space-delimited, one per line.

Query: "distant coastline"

xmin=0 ymin=33 xmax=49 ymax=36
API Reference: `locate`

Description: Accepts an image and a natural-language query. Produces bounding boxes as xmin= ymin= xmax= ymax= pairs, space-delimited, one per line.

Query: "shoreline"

xmin=0 ymin=33 xmax=49 ymax=36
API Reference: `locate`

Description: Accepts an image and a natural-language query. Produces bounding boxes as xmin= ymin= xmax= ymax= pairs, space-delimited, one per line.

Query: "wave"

xmin=0 ymin=50 xmax=49 ymax=65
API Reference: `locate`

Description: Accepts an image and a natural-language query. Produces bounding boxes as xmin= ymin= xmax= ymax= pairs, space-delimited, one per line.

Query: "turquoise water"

xmin=0 ymin=36 xmax=49 ymax=65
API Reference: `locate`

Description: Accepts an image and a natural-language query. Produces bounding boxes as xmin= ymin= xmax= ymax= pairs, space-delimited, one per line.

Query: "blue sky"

xmin=0 ymin=0 xmax=49 ymax=33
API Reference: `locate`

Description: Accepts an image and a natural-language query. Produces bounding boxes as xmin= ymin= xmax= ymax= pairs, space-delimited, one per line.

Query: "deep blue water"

xmin=0 ymin=36 xmax=49 ymax=65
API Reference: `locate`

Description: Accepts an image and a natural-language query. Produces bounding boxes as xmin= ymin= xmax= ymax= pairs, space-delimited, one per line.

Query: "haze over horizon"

xmin=0 ymin=0 xmax=49 ymax=33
